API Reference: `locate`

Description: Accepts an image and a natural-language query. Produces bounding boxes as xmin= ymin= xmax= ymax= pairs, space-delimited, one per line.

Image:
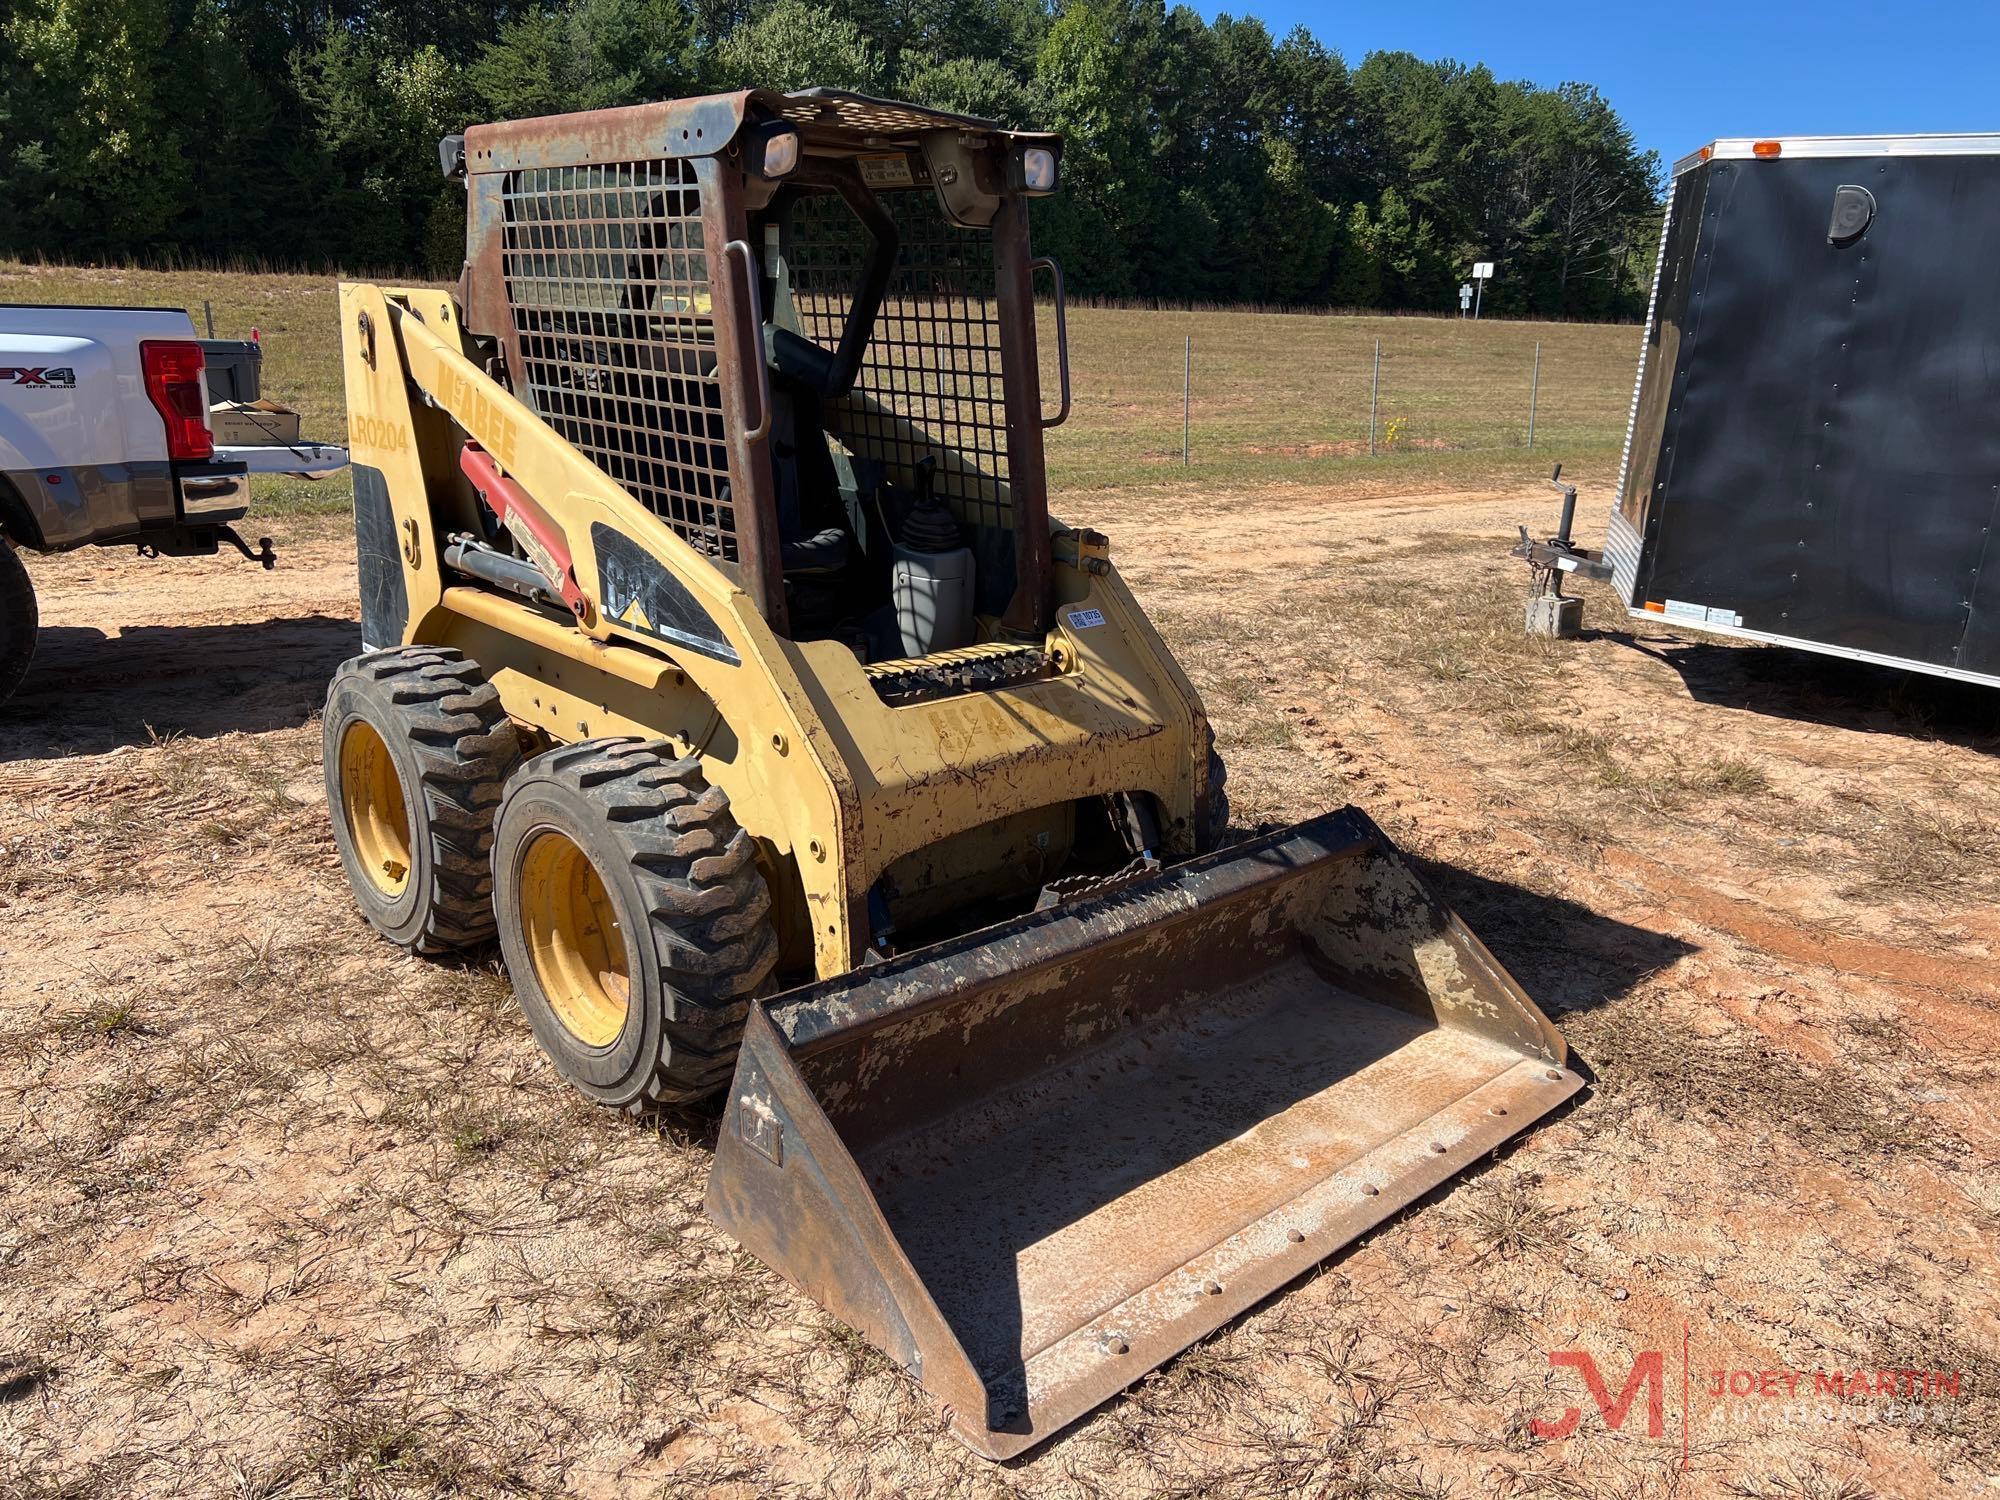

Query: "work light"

xmin=749 ymin=123 xmax=801 ymax=179
xmin=1019 ymin=146 xmax=1057 ymax=194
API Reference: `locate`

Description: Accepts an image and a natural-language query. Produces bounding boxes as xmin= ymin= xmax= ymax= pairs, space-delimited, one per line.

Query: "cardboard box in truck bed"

xmin=209 ymin=399 xmax=302 ymax=446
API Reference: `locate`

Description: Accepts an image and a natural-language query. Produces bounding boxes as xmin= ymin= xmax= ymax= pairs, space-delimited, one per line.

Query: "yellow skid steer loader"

xmin=326 ymin=88 xmax=1582 ymax=1457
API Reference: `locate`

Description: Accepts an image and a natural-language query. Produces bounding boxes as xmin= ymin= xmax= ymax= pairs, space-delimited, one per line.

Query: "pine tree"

xmin=0 ymin=0 xmax=1661 ymax=313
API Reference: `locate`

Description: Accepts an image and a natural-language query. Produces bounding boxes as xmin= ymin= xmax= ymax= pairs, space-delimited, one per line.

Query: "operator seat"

xmin=765 ymin=327 xmax=851 ymax=576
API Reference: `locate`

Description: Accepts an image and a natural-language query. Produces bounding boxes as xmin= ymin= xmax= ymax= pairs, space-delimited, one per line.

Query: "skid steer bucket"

xmin=707 ymin=807 xmax=1583 ymax=1458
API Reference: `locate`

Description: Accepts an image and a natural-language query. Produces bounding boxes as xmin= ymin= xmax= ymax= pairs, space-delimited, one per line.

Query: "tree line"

xmin=0 ymin=0 xmax=1664 ymax=318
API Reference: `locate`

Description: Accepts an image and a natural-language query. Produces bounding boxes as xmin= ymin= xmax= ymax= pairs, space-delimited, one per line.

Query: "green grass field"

xmin=1050 ymin=302 xmax=1639 ymax=492
xmin=1 ymin=260 xmax=1643 ymax=511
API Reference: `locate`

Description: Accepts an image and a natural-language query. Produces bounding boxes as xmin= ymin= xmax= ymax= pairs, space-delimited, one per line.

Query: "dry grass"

xmin=4 ymin=275 xmax=1999 ymax=1496
xmin=1563 ymin=996 xmax=1967 ymax=1169
xmin=1837 ymin=798 xmax=2000 ymax=900
xmin=9 ymin=510 xmax=1996 ymax=1493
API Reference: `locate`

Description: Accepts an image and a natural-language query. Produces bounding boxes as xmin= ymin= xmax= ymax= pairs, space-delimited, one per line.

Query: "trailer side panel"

xmin=1617 ymin=146 xmax=2000 ymax=683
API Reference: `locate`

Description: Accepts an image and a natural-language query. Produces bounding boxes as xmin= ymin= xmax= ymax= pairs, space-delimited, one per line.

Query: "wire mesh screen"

xmin=499 ymin=161 xmax=738 ymax=560
xmin=787 ymin=187 xmax=1012 ymax=542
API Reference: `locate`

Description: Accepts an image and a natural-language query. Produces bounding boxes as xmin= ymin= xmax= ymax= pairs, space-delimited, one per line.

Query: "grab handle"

xmin=1031 ymin=255 xmax=1070 ymax=429
xmin=726 ymin=239 xmax=772 ymax=442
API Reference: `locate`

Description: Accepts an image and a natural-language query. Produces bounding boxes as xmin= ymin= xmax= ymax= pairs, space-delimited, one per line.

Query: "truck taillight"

xmin=141 ymin=340 xmax=213 ymax=461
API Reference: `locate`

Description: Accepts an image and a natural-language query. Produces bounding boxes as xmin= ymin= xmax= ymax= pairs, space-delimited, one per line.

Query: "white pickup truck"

xmin=0 ymin=303 xmax=346 ymax=703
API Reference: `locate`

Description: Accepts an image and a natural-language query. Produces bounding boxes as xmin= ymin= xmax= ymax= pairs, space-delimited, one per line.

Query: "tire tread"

xmin=502 ymin=737 xmax=779 ymax=1109
xmin=0 ymin=544 xmax=38 ymax=707
xmin=327 ymin=646 xmax=520 ymax=954
xmin=1197 ymin=722 xmax=1231 ymax=853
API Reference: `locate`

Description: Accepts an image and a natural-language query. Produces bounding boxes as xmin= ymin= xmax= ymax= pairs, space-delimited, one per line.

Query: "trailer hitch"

xmin=220 ymin=526 xmax=277 ymax=570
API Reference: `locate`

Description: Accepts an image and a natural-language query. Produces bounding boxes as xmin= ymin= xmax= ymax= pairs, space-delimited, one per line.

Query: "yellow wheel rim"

xmin=339 ymin=720 xmax=412 ymax=898
xmin=520 ymin=829 xmax=630 ymax=1048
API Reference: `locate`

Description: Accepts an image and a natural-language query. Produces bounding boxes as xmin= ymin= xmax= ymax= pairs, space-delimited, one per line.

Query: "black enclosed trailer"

xmin=1605 ymin=133 xmax=2000 ymax=686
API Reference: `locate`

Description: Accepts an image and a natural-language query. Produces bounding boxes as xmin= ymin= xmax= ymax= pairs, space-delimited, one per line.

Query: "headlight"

xmin=1020 ymin=146 xmax=1057 ymax=195
xmin=750 ymin=123 xmax=801 ymax=180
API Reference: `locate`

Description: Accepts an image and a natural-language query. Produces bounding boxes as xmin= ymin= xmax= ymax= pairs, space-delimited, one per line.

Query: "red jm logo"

xmin=1534 ymin=1350 xmax=1666 ymax=1439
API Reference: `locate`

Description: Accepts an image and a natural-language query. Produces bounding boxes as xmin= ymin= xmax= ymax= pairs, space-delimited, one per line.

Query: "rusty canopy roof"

xmin=773 ymin=88 xmax=1005 ymax=137
xmin=461 ymin=88 xmax=1050 ymax=176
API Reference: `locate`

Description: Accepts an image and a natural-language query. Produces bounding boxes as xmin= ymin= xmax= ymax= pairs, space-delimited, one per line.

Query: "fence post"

xmin=1182 ymin=334 xmax=1191 ymax=468
xmin=1527 ymin=341 xmax=1542 ymax=451
xmin=203 ymin=299 xmax=216 ymax=338
xmin=1368 ymin=339 xmax=1381 ymax=457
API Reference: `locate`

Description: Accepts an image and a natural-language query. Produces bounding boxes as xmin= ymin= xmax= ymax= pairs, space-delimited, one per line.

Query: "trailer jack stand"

xmin=1512 ymin=463 xmax=1610 ymax=640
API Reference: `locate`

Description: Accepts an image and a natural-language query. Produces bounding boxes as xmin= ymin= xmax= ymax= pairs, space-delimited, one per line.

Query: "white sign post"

xmin=1471 ymin=261 xmax=1495 ymax=320
xmin=1458 ymin=283 xmax=1473 ymax=316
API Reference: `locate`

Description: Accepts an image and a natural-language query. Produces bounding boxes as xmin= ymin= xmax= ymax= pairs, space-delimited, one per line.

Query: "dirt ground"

xmin=3 ymin=476 xmax=1997 ymax=1499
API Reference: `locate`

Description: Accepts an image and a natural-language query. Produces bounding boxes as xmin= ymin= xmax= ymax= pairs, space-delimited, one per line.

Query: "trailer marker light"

xmin=1752 ymin=140 xmax=1782 ymax=158
xmin=1699 ymin=146 xmax=1713 ymax=161
xmin=1643 ymin=600 xmax=1666 ymax=613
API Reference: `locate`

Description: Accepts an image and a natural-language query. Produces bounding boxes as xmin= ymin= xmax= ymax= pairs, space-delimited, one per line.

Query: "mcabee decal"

xmin=434 ymin=365 xmax=518 ymax=469
xmin=0 ymin=366 xmax=78 ymax=388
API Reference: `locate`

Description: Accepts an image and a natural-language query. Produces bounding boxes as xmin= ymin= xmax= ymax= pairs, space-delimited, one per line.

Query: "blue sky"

xmin=1204 ymin=1 xmax=2000 ymax=169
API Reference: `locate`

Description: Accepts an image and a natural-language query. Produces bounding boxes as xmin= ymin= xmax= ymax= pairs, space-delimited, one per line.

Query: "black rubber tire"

xmin=323 ymin=646 xmax=522 ymax=953
xmin=492 ymin=738 xmax=781 ymax=1111
xmin=1196 ymin=722 xmax=1231 ymax=853
xmin=0 ymin=545 xmax=37 ymax=706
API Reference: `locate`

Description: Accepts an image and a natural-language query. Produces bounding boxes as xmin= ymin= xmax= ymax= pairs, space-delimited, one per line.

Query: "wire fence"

xmin=1342 ymin=335 xmax=1547 ymax=456
xmin=1036 ymin=308 xmax=1642 ymax=490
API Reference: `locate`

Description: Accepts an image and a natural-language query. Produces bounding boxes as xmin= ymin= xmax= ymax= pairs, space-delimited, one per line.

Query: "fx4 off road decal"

xmin=0 ymin=367 xmax=77 ymax=388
